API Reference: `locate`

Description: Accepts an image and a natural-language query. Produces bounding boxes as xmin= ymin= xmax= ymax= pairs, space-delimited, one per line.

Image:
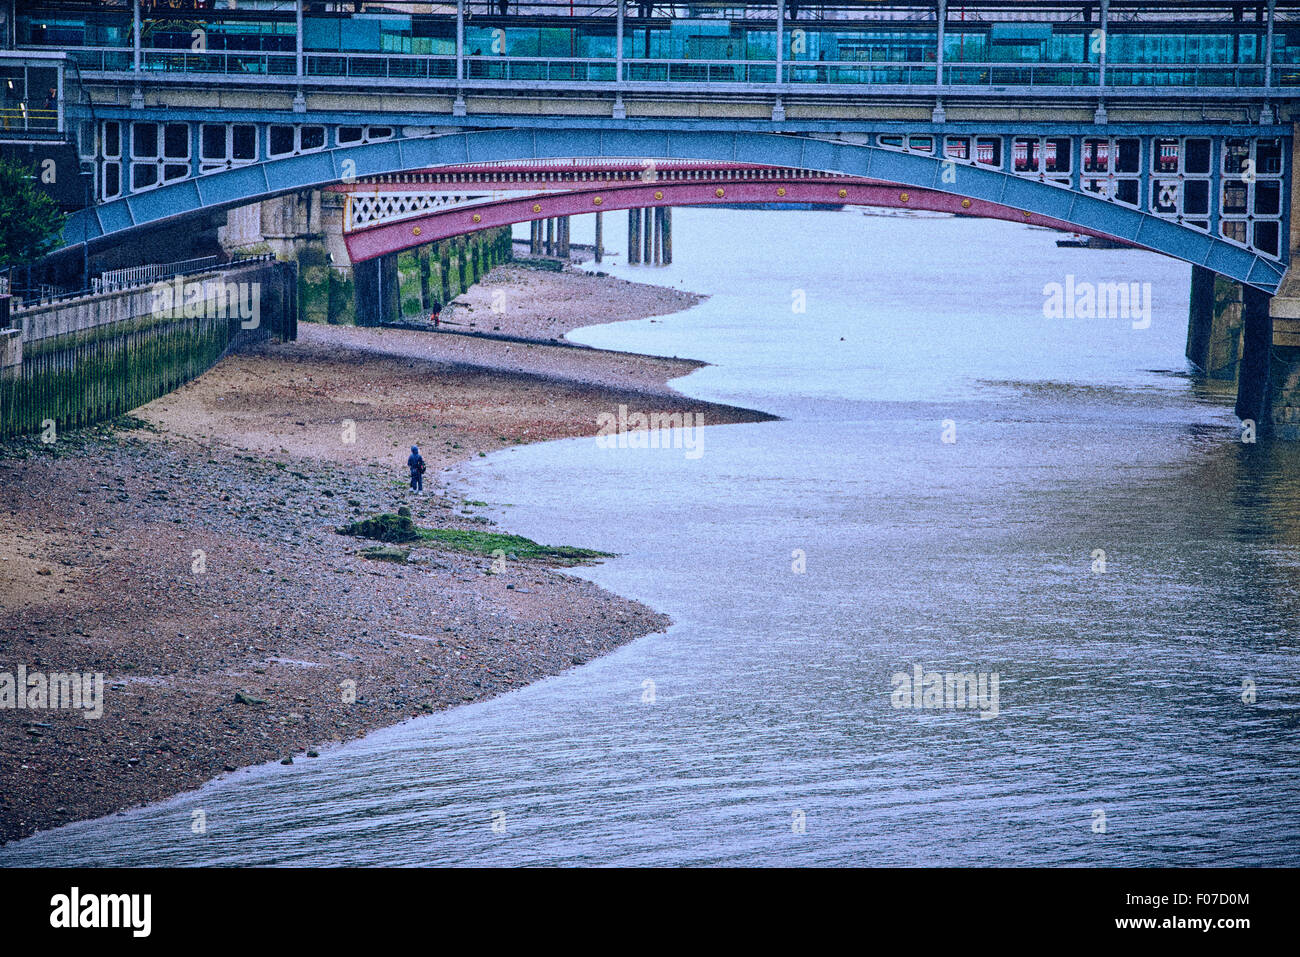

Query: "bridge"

xmin=2 ymin=1 xmax=1299 ymax=432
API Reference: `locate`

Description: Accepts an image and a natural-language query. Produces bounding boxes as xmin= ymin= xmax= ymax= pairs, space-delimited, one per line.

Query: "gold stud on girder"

xmin=472 ymin=213 xmax=481 ymax=223
xmin=838 ymin=189 xmax=848 ymax=199
xmin=961 ymin=198 xmax=971 ymax=208
xmin=413 ymin=226 xmax=422 ymax=236
xmin=654 ymin=190 xmax=664 ymax=200
xmin=593 ymin=196 xmax=603 ymax=205
xmin=715 ymin=188 xmax=725 ymax=198
xmin=777 ymin=187 xmax=786 ymax=197
xmin=900 ymin=192 xmax=910 ymax=202
xmin=532 ymin=203 xmax=542 ymax=213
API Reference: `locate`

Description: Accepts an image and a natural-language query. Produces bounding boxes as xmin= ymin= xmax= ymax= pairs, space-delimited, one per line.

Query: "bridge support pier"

xmin=439 ymin=245 xmax=453 ymax=304
xmin=354 ymin=254 xmax=399 ymax=327
xmin=530 ymin=220 xmax=543 ymax=256
xmin=557 ymin=216 xmax=571 ymax=259
xmin=662 ymin=207 xmax=672 ymax=265
xmin=1235 ymin=287 xmax=1274 ymax=432
xmin=1185 ymin=265 xmax=1215 ymax=373
xmin=418 ymin=246 xmax=432 ymax=312
xmin=643 ymin=208 xmax=653 ymax=265
xmin=594 ymin=212 xmax=603 ymax=264
xmin=1185 ymin=273 xmax=1246 ymax=380
xmin=1265 ymin=337 xmax=1300 ymax=438
xmin=628 ymin=209 xmax=641 ymax=265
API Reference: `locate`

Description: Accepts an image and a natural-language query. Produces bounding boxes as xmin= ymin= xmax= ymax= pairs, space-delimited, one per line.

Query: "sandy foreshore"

xmin=0 ymin=262 xmax=774 ymax=846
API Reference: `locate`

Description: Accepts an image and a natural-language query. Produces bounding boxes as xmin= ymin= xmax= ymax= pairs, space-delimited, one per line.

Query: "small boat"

xmin=1056 ymin=233 xmax=1090 ymax=248
xmin=1056 ymin=232 xmax=1127 ymax=249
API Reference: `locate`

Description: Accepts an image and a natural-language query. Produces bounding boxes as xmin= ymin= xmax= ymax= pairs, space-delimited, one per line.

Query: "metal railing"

xmin=0 ymin=106 xmax=60 ymax=135
xmin=11 ymin=254 xmax=273 ymax=311
xmin=92 ymin=254 xmax=222 ymax=294
xmin=53 ymin=45 xmax=1297 ymax=90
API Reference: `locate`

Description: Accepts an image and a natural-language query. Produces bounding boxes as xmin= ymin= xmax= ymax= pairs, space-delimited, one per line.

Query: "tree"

xmin=0 ymin=158 xmax=68 ymax=269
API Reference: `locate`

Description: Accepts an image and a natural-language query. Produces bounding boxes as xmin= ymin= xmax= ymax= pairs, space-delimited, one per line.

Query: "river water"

xmin=5 ymin=208 xmax=1300 ymax=866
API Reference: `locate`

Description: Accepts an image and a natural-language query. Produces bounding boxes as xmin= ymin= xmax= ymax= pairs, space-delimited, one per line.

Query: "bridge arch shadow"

xmin=66 ymin=128 xmax=1284 ymax=293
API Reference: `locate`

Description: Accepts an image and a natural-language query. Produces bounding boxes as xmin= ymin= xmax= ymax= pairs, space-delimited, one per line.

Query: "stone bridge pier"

xmin=1185 ymin=124 xmax=1300 ymax=439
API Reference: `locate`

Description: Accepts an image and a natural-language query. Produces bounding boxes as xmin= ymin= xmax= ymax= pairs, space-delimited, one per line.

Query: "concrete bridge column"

xmin=1187 ymin=276 xmax=1246 ymax=381
xmin=558 ymin=216 xmax=571 ymax=259
xmin=439 ymin=244 xmax=453 ymax=303
xmin=545 ymin=219 xmax=555 ymax=257
xmin=1235 ymin=286 xmax=1274 ymax=430
xmin=1185 ymin=265 xmax=1215 ymax=372
xmin=418 ymin=245 xmax=431 ymax=312
xmin=642 ymin=208 xmax=653 ymax=265
xmin=594 ymin=212 xmax=603 ymax=264
xmin=1256 ymin=121 xmax=1300 ymax=436
xmin=530 ymin=220 xmax=543 ymax=256
xmin=354 ymin=254 xmax=398 ymax=327
xmin=662 ymin=207 xmax=673 ymax=265
xmin=628 ymin=209 xmax=641 ymax=265
xmin=652 ymin=208 xmax=663 ymax=265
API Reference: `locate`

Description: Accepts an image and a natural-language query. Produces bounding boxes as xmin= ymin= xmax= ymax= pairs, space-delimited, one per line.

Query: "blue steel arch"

xmin=62 ymin=128 xmax=1286 ymax=293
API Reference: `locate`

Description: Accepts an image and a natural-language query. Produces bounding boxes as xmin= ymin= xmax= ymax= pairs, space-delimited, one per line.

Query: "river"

xmin=4 ymin=207 xmax=1299 ymax=866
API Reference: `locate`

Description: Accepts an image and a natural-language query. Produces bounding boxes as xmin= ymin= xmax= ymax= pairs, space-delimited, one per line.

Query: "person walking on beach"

xmin=408 ymin=445 xmax=426 ymax=494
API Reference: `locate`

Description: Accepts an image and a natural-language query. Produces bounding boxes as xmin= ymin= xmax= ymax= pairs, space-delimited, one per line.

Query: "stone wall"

xmin=0 ymin=259 xmax=297 ymax=440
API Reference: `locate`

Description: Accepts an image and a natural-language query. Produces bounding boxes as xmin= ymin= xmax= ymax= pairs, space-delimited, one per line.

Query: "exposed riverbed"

xmin=4 ymin=209 xmax=1299 ymax=866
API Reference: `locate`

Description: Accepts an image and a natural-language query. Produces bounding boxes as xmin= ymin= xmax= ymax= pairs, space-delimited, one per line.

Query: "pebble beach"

xmin=0 ymin=262 xmax=774 ymax=845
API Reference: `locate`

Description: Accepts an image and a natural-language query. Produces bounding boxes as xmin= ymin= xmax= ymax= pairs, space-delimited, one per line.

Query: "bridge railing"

xmin=0 ymin=107 xmax=60 ymax=135
xmin=91 ymin=255 xmax=223 ymax=296
xmin=59 ymin=45 xmax=1295 ymax=91
xmin=13 ymin=254 xmax=274 ymax=311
